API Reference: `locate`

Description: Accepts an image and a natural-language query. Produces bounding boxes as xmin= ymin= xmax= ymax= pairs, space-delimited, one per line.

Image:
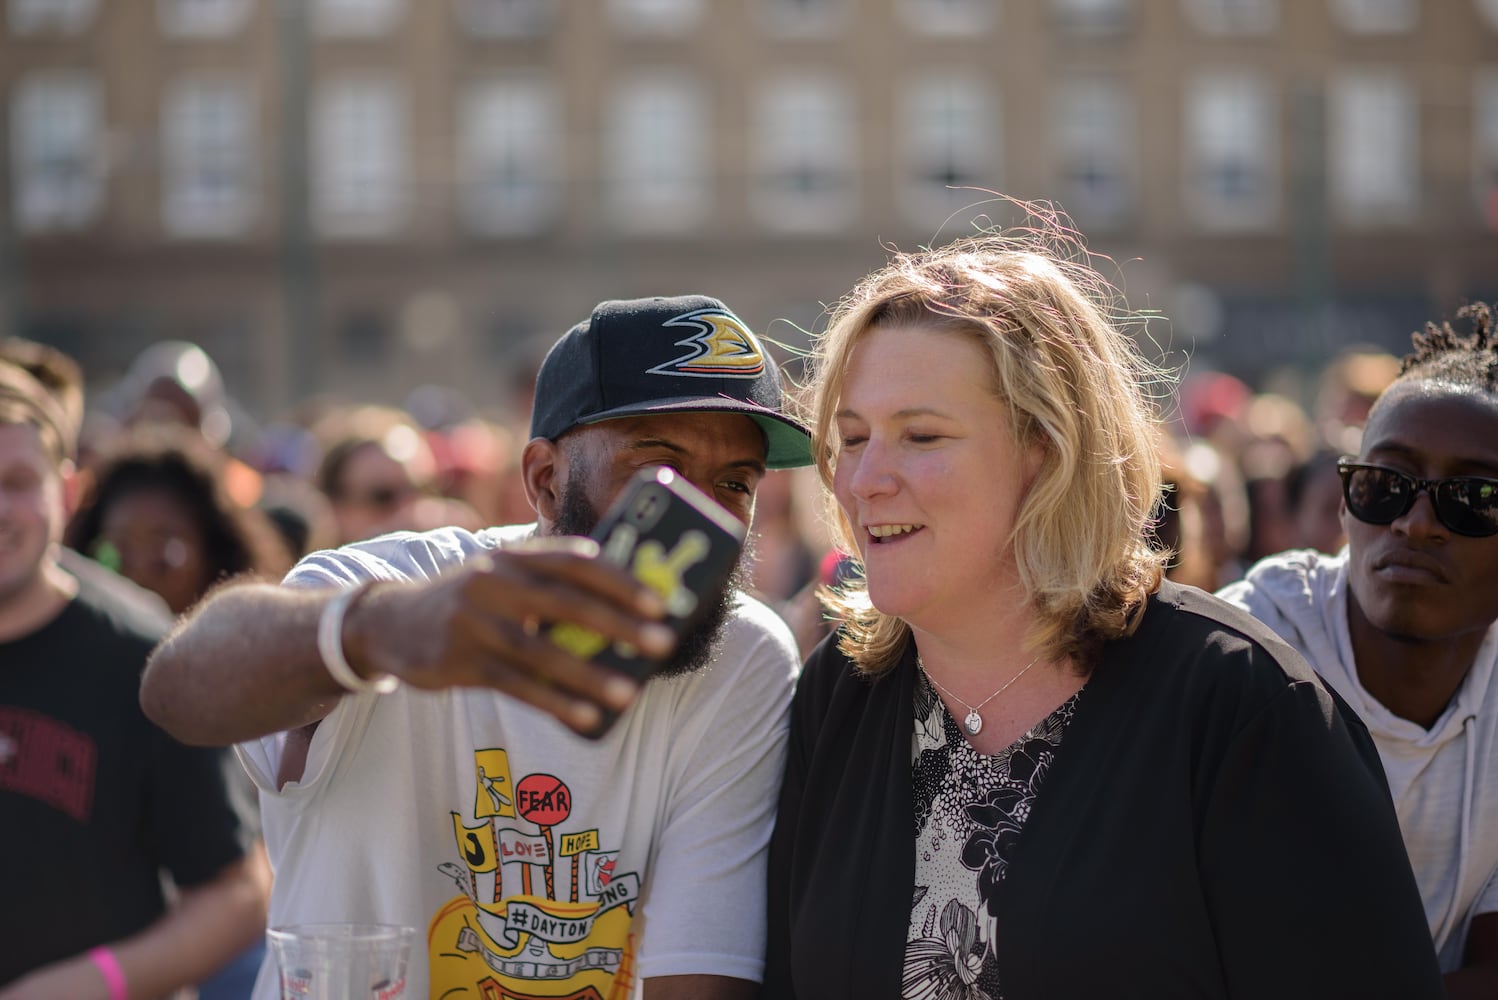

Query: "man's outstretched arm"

xmin=141 ymin=539 xmax=675 ymax=746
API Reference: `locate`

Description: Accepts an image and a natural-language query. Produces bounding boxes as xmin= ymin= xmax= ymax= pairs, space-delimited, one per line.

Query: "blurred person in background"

xmin=1284 ymin=447 xmax=1346 ymax=555
xmin=113 ymin=340 xmax=263 ymax=511
xmin=747 ymin=467 xmax=833 ymax=660
xmin=245 ymin=420 xmax=339 ymax=561
xmin=429 ymin=415 xmax=521 ymax=529
xmin=117 ymin=340 xmax=233 ymax=450
xmin=65 ymin=425 xmax=290 ymax=616
xmin=745 ymin=467 xmax=822 ymax=608
xmin=257 ymin=473 xmax=339 ymax=562
xmin=0 ymin=337 xmax=83 ymax=447
xmin=1153 ymin=431 xmax=1219 ymax=592
xmin=1239 ymin=438 xmax=1298 ymax=565
xmin=0 ymin=361 xmax=267 ymax=999
xmin=1236 ymin=392 xmax=1316 ymax=565
xmin=1178 ymin=438 xmax=1251 ymax=587
xmin=403 ymin=384 xmax=513 ymax=525
xmin=1175 ymin=371 xmax=1275 ymax=586
xmin=765 ymin=226 xmax=1441 ymax=998
xmin=64 ymin=415 xmax=286 ymax=1000
xmin=1220 ymin=303 xmax=1498 ymax=996
xmin=313 ymin=403 xmax=480 ymax=544
xmin=1315 ymin=344 xmax=1401 ymax=455
xmin=1178 ymin=369 xmax=1251 ymax=461
xmin=488 ymin=431 xmax=545 ymax=528
xmin=0 ymin=338 xmax=174 ymax=622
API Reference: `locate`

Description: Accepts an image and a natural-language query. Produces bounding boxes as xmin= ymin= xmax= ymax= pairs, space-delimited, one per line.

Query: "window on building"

xmin=750 ymin=76 xmax=859 ymax=233
xmin=162 ymin=76 xmax=255 ymax=237
xmin=755 ymin=0 xmax=850 ymax=37
xmin=1477 ymin=70 xmax=1498 ymax=230
xmin=10 ymin=72 xmax=103 ymax=233
xmin=603 ymin=73 xmax=709 ymax=234
xmin=313 ymin=0 xmax=403 ymax=37
xmin=1055 ymin=77 xmax=1135 ymax=226
xmin=607 ymin=0 xmax=702 ymax=36
xmin=1184 ymin=71 xmax=1277 ymax=230
xmin=313 ymin=78 xmax=407 ymax=238
xmin=157 ymin=0 xmax=251 ymax=37
xmin=455 ymin=0 xmax=557 ymax=37
xmin=895 ymin=0 xmax=996 ymax=36
xmin=1329 ymin=0 xmax=1416 ymax=34
xmin=1330 ymin=70 xmax=1418 ymax=224
xmin=1052 ymin=0 xmax=1131 ymax=35
xmin=897 ymin=73 xmax=998 ymax=229
xmin=460 ymin=77 xmax=562 ymax=236
xmin=7 ymin=0 xmax=97 ymax=34
xmin=1182 ymin=0 xmax=1276 ymax=35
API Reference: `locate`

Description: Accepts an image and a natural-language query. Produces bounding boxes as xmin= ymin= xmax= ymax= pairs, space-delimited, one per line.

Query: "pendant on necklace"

xmin=963 ymin=710 xmax=983 ymax=735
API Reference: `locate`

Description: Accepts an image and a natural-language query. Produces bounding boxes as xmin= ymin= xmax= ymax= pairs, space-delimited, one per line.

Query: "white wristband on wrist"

xmin=317 ymin=586 xmax=399 ymax=694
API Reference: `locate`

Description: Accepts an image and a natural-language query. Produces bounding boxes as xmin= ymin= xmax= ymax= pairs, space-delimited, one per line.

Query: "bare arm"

xmin=141 ymin=538 xmax=676 ymax=746
xmin=642 ymin=975 xmax=758 ymax=1000
xmin=0 ymin=845 xmax=270 ymax=1000
xmin=142 ymin=581 xmax=347 ymax=745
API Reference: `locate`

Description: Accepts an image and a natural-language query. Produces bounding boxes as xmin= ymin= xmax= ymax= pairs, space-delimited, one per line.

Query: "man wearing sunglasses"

xmin=1219 ymin=302 xmax=1498 ymax=998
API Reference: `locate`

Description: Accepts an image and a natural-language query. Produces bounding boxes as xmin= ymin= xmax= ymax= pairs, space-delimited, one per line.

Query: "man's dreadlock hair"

xmin=1397 ymin=301 xmax=1498 ymax=393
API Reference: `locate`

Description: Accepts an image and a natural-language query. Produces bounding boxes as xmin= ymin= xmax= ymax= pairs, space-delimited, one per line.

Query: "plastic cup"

xmin=266 ymin=923 xmax=415 ymax=1000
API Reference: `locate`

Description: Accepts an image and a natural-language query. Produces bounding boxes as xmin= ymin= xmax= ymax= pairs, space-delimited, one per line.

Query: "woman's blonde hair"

xmin=806 ymin=219 xmax=1169 ymax=676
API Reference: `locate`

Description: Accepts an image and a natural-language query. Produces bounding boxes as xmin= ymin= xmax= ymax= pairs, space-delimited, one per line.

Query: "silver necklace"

xmin=918 ymin=653 xmax=1041 ymax=736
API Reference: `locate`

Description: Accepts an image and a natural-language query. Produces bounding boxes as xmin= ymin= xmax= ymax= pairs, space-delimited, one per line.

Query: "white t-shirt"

xmin=238 ymin=525 xmax=799 ymax=1000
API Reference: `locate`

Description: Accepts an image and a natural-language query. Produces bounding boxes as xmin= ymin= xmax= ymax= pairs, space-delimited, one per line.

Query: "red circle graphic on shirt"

xmin=515 ymin=773 xmax=572 ymax=826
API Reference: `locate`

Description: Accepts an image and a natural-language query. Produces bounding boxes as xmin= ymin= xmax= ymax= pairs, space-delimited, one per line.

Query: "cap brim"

xmin=577 ymin=397 xmax=814 ymax=470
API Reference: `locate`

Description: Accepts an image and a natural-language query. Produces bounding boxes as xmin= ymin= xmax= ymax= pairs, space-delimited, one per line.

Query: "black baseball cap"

xmin=530 ymin=295 xmax=813 ymax=470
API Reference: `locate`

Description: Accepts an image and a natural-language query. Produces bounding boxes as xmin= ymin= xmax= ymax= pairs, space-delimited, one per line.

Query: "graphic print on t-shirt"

xmin=428 ymin=748 xmax=641 ymax=999
xmin=0 ymin=706 xmax=96 ymax=822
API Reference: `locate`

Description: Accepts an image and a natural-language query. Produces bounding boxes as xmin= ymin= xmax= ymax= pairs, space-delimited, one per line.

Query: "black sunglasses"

xmin=1337 ymin=459 xmax=1498 ymax=538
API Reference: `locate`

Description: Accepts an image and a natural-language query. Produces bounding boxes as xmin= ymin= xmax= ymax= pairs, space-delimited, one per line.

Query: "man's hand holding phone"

xmin=341 ymin=467 xmax=745 ymax=737
xmin=548 ymin=466 xmax=747 ymax=736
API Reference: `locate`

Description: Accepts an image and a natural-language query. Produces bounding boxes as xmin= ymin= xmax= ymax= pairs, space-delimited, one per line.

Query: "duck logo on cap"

xmin=646 ymin=308 xmax=767 ymax=380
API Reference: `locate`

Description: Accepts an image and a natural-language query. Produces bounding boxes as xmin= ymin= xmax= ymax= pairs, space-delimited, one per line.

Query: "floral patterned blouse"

xmin=904 ymin=671 xmax=1084 ymax=1000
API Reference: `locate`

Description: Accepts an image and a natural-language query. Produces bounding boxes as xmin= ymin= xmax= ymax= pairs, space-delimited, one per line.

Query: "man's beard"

xmin=553 ymin=476 xmax=746 ymax=677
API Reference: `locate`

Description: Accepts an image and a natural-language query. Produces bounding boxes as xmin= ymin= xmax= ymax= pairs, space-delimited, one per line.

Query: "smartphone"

xmin=548 ymin=466 xmax=746 ymax=737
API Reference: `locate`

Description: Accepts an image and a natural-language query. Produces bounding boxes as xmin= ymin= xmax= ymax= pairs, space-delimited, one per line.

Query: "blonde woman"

xmin=764 ymin=223 xmax=1442 ymax=999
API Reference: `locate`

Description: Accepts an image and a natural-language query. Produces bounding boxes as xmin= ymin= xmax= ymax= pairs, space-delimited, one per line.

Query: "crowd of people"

xmin=2 ymin=205 xmax=1494 ymax=999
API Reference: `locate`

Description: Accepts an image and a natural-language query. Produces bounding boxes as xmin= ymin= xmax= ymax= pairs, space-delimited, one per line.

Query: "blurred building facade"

xmin=3 ymin=0 xmax=1497 ymax=418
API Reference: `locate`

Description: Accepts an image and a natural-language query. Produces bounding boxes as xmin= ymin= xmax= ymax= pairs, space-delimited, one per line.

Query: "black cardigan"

xmin=764 ymin=582 xmax=1443 ymax=999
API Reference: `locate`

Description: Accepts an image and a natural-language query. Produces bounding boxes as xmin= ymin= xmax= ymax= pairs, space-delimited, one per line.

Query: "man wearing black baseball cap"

xmin=532 ymin=295 xmax=813 ymax=470
xmin=142 ymin=295 xmax=812 ymax=1000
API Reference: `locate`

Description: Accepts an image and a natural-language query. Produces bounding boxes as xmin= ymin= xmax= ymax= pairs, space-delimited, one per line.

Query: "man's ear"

xmin=521 ymin=437 xmax=562 ymax=526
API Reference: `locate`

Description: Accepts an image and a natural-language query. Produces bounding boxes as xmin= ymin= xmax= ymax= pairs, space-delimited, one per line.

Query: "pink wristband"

xmin=87 ymin=946 xmax=128 ymax=1000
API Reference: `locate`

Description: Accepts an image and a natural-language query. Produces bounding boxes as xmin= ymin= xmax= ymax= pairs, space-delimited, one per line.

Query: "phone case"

xmin=547 ymin=466 xmax=746 ymax=737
